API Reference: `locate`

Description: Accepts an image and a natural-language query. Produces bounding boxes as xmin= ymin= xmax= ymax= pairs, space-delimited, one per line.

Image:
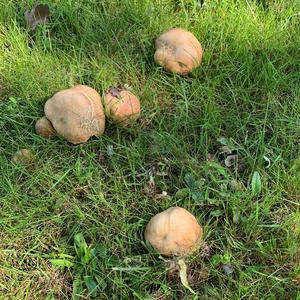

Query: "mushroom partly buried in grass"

xmin=104 ymin=87 xmax=141 ymax=125
xmin=145 ymin=207 xmax=203 ymax=257
xmin=154 ymin=28 xmax=203 ymax=75
xmin=12 ymin=149 xmax=33 ymax=165
xmin=145 ymin=207 xmax=203 ymax=293
xmin=37 ymin=85 xmax=105 ymax=144
xmin=35 ymin=116 xmax=56 ymax=138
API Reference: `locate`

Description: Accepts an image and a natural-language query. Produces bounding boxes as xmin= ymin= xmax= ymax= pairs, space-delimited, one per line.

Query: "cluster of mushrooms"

xmin=35 ymin=85 xmax=141 ymax=144
xmin=33 ymin=29 xmax=204 ymax=261
xmin=35 ymin=28 xmax=202 ymax=146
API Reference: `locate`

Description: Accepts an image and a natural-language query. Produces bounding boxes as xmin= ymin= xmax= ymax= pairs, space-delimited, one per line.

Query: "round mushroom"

xmin=154 ymin=28 xmax=203 ymax=75
xmin=145 ymin=207 xmax=203 ymax=256
xmin=44 ymin=85 xmax=105 ymax=144
xmin=104 ymin=87 xmax=141 ymax=125
xmin=35 ymin=116 xmax=56 ymax=138
xmin=12 ymin=149 xmax=33 ymax=165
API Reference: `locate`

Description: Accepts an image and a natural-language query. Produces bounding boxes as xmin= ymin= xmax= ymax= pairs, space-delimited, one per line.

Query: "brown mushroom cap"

xmin=154 ymin=28 xmax=203 ymax=75
xmin=104 ymin=88 xmax=141 ymax=125
xmin=35 ymin=116 xmax=56 ymax=138
xmin=12 ymin=149 xmax=33 ymax=164
xmin=44 ymin=85 xmax=105 ymax=144
xmin=145 ymin=207 xmax=203 ymax=256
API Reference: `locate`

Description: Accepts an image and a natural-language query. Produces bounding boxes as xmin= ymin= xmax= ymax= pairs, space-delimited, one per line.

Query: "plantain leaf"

xmin=72 ymin=275 xmax=84 ymax=300
xmin=185 ymin=173 xmax=197 ymax=190
xmin=217 ymin=137 xmax=229 ymax=145
xmin=251 ymin=171 xmax=262 ymax=196
xmin=84 ymin=276 xmax=98 ymax=297
xmin=191 ymin=190 xmax=204 ymax=202
xmin=50 ymin=259 xmax=74 ymax=268
xmin=95 ymin=274 xmax=107 ymax=290
xmin=74 ymin=233 xmax=91 ymax=264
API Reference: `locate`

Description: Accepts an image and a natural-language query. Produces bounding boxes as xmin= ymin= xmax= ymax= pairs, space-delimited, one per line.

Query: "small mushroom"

xmin=12 ymin=149 xmax=33 ymax=164
xmin=104 ymin=87 xmax=141 ymax=125
xmin=42 ymin=85 xmax=105 ymax=144
xmin=35 ymin=116 xmax=56 ymax=138
xmin=145 ymin=207 xmax=203 ymax=256
xmin=154 ymin=28 xmax=203 ymax=75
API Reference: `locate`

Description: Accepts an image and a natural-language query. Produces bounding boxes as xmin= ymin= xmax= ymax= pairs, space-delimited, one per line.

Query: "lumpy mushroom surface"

xmin=154 ymin=28 xmax=203 ymax=75
xmin=145 ymin=207 xmax=203 ymax=256
xmin=44 ymin=85 xmax=105 ymax=144
xmin=104 ymin=88 xmax=140 ymax=125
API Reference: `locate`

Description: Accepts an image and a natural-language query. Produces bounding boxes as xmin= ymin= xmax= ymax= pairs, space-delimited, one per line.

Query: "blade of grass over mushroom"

xmin=0 ymin=0 xmax=300 ymax=299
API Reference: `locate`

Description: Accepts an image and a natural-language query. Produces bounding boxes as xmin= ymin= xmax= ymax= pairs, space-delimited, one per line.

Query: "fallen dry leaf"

xmin=154 ymin=191 xmax=170 ymax=200
xmin=224 ymin=155 xmax=238 ymax=167
xmin=220 ymin=145 xmax=232 ymax=155
xmin=144 ymin=168 xmax=156 ymax=196
xmin=178 ymin=259 xmax=196 ymax=294
xmin=200 ymin=241 xmax=211 ymax=259
xmin=223 ymin=264 xmax=234 ymax=275
xmin=206 ymin=153 xmax=215 ymax=161
xmin=229 ymin=179 xmax=244 ymax=191
xmin=109 ymin=87 xmax=122 ymax=99
xmin=25 ymin=3 xmax=49 ymax=32
xmin=292 ymin=275 xmax=300 ymax=287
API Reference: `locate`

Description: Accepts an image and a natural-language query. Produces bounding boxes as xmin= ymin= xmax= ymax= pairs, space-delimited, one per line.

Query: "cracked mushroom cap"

xmin=44 ymin=85 xmax=105 ymax=144
xmin=145 ymin=207 xmax=203 ymax=256
xmin=104 ymin=88 xmax=140 ymax=125
xmin=154 ymin=28 xmax=203 ymax=75
xmin=35 ymin=116 xmax=56 ymax=138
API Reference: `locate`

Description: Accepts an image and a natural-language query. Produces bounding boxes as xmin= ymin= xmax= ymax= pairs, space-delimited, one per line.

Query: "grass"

xmin=0 ymin=0 xmax=300 ymax=299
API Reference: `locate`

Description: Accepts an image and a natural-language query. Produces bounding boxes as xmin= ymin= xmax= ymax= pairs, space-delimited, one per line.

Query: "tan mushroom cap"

xmin=44 ymin=85 xmax=105 ymax=144
xmin=35 ymin=116 xmax=56 ymax=138
xmin=145 ymin=207 xmax=203 ymax=256
xmin=104 ymin=89 xmax=141 ymax=125
xmin=154 ymin=28 xmax=203 ymax=75
xmin=12 ymin=149 xmax=33 ymax=164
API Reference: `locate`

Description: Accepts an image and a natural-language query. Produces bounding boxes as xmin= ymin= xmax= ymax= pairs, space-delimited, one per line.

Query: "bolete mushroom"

xmin=145 ymin=207 xmax=203 ymax=256
xmin=104 ymin=87 xmax=141 ymax=125
xmin=40 ymin=85 xmax=105 ymax=144
xmin=12 ymin=149 xmax=33 ymax=164
xmin=154 ymin=28 xmax=203 ymax=75
xmin=35 ymin=116 xmax=56 ymax=138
